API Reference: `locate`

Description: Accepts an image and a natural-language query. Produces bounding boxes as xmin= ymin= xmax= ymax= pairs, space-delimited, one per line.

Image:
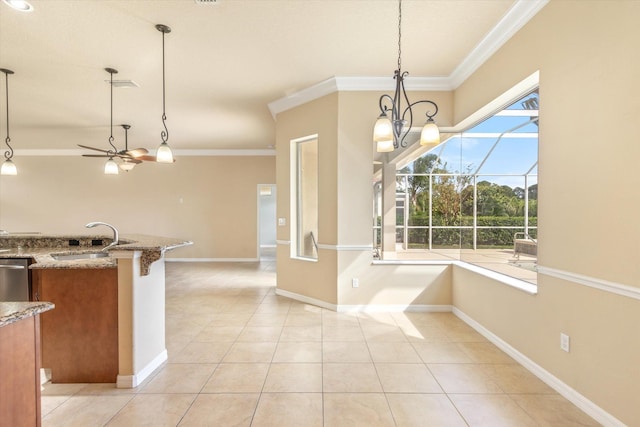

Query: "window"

xmin=374 ymin=90 xmax=539 ymax=283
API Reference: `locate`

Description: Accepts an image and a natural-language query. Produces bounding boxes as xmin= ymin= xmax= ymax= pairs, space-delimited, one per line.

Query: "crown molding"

xmin=268 ymin=0 xmax=549 ymax=118
xmin=15 ymin=149 xmax=276 ymax=157
xmin=449 ymin=0 xmax=549 ymax=88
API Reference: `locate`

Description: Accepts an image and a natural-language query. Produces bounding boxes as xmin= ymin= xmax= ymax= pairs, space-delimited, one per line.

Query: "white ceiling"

xmin=0 ymin=0 xmax=541 ymax=153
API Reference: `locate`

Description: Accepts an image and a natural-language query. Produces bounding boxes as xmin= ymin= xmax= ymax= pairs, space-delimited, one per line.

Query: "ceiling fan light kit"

xmin=79 ymin=24 xmax=176 ymax=174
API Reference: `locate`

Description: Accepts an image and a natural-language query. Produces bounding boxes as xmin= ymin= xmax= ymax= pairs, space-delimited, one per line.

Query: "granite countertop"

xmin=0 ymin=234 xmax=192 ymax=275
xmin=0 ymin=301 xmax=55 ymax=328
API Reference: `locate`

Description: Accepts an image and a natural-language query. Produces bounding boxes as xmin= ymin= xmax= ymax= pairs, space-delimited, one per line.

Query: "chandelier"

xmin=373 ymin=0 xmax=440 ymax=153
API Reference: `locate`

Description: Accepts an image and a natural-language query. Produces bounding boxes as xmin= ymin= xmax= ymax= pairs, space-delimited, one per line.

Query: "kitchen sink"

xmin=51 ymin=252 xmax=111 ymax=261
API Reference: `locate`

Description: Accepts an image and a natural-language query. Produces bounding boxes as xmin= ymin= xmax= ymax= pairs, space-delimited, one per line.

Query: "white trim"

xmin=268 ymin=1 xmax=548 ymax=117
xmin=454 ymin=261 xmax=538 ymax=295
xmin=16 ymin=149 xmax=275 ymax=157
xmin=373 ymin=260 xmax=456 ymax=266
xmin=165 ymin=257 xmax=259 ymax=262
xmin=452 ymin=70 xmax=540 ymax=131
xmin=452 ymin=308 xmax=625 ymax=427
xmin=275 ymin=288 xmax=337 ymax=311
xmin=276 ymin=240 xmax=291 ymax=245
xmin=173 ymin=149 xmax=275 ymax=156
xmin=537 ymin=266 xmax=640 ymax=301
xmin=334 ymin=76 xmax=453 ymax=92
xmin=449 ymin=0 xmax=549 ymax=88
xmin=276 ymin=288 xmax=452 ymax=313
xmin=116 ymin=349 xmax=167 ymax=389
xmin=316 ymin=244 xmax=373 ymax=251
xmin=337 ymin=304 xmax=452 ymax=313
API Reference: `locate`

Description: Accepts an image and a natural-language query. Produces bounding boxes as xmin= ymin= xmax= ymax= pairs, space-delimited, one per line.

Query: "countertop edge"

xmin=0 ymin=301 xmax=55 ymax=328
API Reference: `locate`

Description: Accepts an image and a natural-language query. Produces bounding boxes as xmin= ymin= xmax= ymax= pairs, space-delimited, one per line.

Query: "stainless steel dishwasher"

xmin=0 ymin=258 xmax=30 ymax=301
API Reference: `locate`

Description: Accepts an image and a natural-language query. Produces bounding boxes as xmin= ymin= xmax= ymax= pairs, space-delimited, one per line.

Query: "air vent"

xmin=194 ymin=0 xmax=218 ymax=4
xmin=105 ymin=80 xmax=140 ymax=88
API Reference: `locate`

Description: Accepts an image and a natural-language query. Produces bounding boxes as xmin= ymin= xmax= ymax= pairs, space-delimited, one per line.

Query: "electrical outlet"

xmin=560 ymin=333 xmax=570 ymax=352
xmin=352 ymin=278 xmax=359 ymax=288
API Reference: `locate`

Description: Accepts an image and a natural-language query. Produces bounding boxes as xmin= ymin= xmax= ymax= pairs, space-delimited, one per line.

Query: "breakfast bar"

xmin=0 ymin=233 xmax=192 ymax=389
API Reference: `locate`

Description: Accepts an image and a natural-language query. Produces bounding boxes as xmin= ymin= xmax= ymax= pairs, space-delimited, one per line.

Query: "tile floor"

xmin=41 ymin=261 xmax=599 ymax=426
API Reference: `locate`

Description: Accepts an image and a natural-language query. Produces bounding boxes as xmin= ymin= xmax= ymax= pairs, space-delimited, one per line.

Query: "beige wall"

xmin=275 ymin=1 xmax=639 ymax=423
xmin=275 ymin=89 xmax=455 ymax=306
xmin=0 ymin=155 xmax=275 ymax=259
xmin=452 ymin=1 xmax=640 ymax=424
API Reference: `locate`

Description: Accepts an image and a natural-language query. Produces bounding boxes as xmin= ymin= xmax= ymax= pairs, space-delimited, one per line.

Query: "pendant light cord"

xmin=3 ymin=71 xmax=13 ymax=161
xmin=108 ymin=70 xmax=117 ymax=154
xmin=397 ymin=0 xmax=402 ymax=72
xmin=160 ymin=29 xmax=169 ymax=144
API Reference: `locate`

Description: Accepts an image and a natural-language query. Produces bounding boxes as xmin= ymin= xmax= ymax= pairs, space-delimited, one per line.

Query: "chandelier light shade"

xmin=374 ymin=0 xmax=440 ymax=153
xmin=0 ymin=68 xmax=17 ymax=176
xmin=104 ymin=68 xmax=119 ymax=175
xmin=155 ymin=24 xmax=174 ymax=163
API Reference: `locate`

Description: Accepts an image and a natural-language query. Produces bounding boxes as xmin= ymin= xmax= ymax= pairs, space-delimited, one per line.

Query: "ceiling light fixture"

xmin=373 ymin=0 xmax=440 ymax=153
xmin=155 ymin=24 xmax=174 ymax=164
xmin=3 ymin=0 xmax=33 ymax=12
xmin=0 ymin=68 xmax=17 ymax=176
xmin=119 ymin=125 xmax=136 ymax=172
xmin=104 ymin=68 xmax=119 ymax=175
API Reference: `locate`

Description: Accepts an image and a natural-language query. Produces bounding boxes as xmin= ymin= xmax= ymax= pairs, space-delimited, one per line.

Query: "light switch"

xmin=278 ymin=218 xmax=286 ymax=226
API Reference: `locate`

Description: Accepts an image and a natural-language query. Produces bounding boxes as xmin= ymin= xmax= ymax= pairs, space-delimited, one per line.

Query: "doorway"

xmin=257 ymin=184 xmax=276 ymax=260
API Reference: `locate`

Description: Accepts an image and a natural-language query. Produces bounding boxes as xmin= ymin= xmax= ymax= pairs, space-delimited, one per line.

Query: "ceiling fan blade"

xmin=78 ymin=144 xmax=111 ymax=154
xmin=82 ymin=154 xmax=111 ymax=158
xmin=126 ymin=148 xmax=149 ymax=158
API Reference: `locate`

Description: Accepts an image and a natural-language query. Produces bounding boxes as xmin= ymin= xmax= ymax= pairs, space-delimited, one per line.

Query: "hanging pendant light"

xmin=104 ymin=68 xmax=119 ymax=175
xmin=373 ymin=0 xmax=440 ymax=152
xmin=155 ymin=24 xmax=174 ymax=163
xmin=0 ymin=68 xmax=17 ymax=176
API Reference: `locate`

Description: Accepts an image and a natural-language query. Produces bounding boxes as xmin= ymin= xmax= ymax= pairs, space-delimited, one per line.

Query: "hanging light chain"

xmin=397 ymin=0 xmax=402 ymax=72
xmin=106 ymin=68 xmax=117 ymax=154
xmin=160 ymin=27 xmax=169 ymax=144
xmin=2 ymin=69 xmax=14 ymax=161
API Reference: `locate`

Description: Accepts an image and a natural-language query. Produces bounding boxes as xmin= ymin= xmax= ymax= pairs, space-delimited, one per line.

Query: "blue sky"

xmin=414 ymin=93 xmax=539 ymax=189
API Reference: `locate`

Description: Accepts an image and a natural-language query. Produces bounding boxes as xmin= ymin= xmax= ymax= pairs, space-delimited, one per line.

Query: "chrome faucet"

xmin=85 ymin=221 xmax=119 ymax=251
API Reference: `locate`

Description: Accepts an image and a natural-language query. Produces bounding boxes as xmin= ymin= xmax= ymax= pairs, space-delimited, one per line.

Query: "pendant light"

xmin=155 ymin=24 xmax=174 ymax=163
xmin=373 ymin=0 xmax=440 ymax=152
xmin=104 ymin=68 xmax=119 ymax=175
xmin=0 ymin=68 xmax=17 ymax=176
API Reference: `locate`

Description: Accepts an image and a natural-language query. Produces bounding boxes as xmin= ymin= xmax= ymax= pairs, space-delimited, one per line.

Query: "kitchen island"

xmin=0 ymin=233 xmax=192 ymax=388
xmin=0 ymin=302 xmax=54 ymax=427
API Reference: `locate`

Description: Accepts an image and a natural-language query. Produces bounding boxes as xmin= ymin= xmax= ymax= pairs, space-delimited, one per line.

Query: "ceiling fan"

xmin=79 ymin=124 xmax=160 ymax=166
xmin=79 ymin=67 xmax=172 ymax=172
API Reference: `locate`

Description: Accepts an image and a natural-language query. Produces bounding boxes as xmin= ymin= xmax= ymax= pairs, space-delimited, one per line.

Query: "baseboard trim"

xmin=337 ymin=304 xmax=453 ymax=313
xmin=275 ymin=288 xmax=337 ymax=311
xmin=116 ymin=350 xmax=167 ymax=389
xmin=165 ymin=258 xmax=260 ymax=262
xmin=452 ymin=307 xmax=624 ymax=427
xmin=275 ymin=288 xmax=452 ymax=313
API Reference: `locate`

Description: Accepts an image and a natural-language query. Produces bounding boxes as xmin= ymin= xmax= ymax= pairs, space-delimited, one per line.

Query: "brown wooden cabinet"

xmin=32 ymin=268 xmax=119 ymax=383
xmin=0 ymin=314 xmax=43 ymax=427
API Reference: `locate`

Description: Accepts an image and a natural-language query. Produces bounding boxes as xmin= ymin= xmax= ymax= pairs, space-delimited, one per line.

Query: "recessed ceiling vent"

xmin=194 ymin=0 xmax=218 ymax=4
xmin=105 ymin=80 xmax=140 ymax=88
